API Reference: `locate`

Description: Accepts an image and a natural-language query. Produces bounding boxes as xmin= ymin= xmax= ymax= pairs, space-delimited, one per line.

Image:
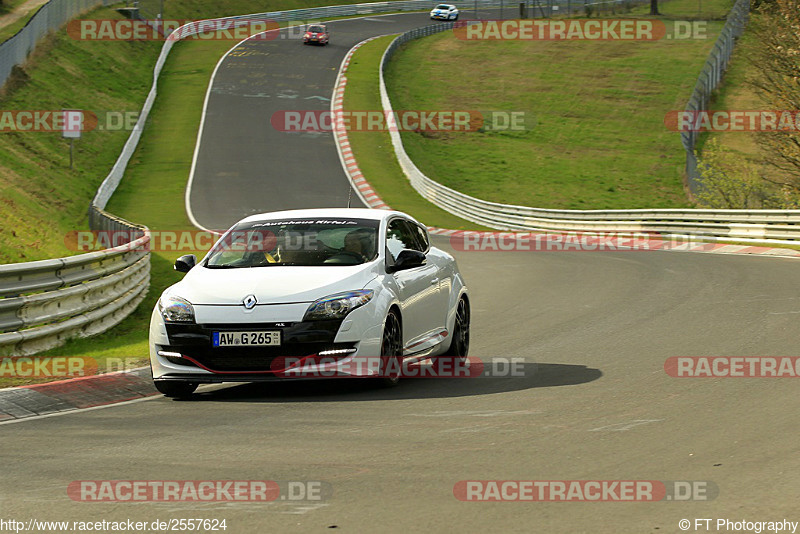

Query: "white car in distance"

xmin=430 ymin=3 xmax=459 ymax=20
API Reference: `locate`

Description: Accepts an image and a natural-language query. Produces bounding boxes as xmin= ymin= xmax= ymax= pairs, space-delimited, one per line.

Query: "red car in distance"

xmin=303 ymin=24 xmax=330 ymax=45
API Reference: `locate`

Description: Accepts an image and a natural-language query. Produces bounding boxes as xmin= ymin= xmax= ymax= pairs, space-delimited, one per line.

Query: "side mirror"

xmin=174 ymin=254 xmax=196 ymax=273
xmin=387 ymin=249 xmax=426 ymax=273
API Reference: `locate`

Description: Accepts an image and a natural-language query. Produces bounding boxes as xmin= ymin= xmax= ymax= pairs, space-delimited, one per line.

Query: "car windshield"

xmin=435 ymin=5 xmax=450 ymax=9
xmin=205 ymin=218 xmax=379 ymax=268
xmin=308 ymin=26 xmax=325 ymax=32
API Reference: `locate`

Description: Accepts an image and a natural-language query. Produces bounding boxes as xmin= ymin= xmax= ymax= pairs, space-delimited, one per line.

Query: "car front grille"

xmin=174 ymin=343 xmax=354 ymax=372
xmin=163 ymin=321 xmax=351 ymax=373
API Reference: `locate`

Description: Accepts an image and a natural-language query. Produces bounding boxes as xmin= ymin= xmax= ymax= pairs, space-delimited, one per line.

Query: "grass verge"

xmin=0 ymin=6 xmax=162 ymax=263
xmin=2 ymin=37 xmax=236 ymax=387
xmin=0 ymin=0 xmax=29 ymax=16
xmin=343 ymin=35 xmax=493 ymax=230
xmin=0 ymin=0 xmax=54 ymax=44
xmin=383 ymin=0 xmax=733 ymax=210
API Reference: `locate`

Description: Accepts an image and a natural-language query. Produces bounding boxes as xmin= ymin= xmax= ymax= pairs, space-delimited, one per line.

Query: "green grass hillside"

xmin=384 ymin=0 xmax=734 ymax=209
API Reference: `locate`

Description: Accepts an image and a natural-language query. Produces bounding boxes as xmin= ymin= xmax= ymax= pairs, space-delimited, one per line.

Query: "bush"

xmin=694 ymin=139 xmax=770 ymax=208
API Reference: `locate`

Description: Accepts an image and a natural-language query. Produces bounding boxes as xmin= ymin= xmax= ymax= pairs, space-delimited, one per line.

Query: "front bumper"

xmin=149 ymin=307 xmax=383 ymax=382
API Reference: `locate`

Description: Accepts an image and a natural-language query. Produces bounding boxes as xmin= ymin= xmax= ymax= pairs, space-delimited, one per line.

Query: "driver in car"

xmin=343 ymin=229 xmax=374 ymax=262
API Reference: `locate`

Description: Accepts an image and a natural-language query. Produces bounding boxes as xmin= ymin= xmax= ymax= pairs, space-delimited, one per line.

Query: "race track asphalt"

xmin=2 ymin=10 xmax=800 ymax=534
xmin=3 ymin=246 xmax=800 ymax=532
xmin=187 ymin=12 xmax=468 ymax=231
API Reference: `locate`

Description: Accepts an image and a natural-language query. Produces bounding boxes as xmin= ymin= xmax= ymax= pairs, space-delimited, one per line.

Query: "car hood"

xmin=168 ymin=264 xmax=379 ymax=305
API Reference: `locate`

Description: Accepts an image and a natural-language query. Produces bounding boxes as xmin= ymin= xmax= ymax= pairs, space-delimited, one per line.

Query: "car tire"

xmin=442 ymin=296 xmax=469 ymax=361
xmin=379 ymin=310 xmax=403 ymax=387
xmin=154 ymin=380 xmax=198 ymax=398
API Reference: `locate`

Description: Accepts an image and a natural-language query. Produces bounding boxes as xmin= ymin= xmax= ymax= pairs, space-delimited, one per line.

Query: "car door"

xmin=385 ymin=218 xmax=442 ymax=352
xmin=407 ymin=222 xmax=451 ymax=334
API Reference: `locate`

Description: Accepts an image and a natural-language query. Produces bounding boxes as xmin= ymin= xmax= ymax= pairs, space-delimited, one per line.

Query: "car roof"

xmin=238 ymin=208 xmax=418 ymax=225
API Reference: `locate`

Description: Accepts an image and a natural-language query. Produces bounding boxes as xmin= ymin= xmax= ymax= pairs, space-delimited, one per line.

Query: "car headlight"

xmin=158 ymin=295 xmax=195 ymax=323
xmin=303 ymin=290 xmax=374 ymax=321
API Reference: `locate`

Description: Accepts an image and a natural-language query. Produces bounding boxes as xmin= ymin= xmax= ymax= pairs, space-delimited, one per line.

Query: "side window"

xmin=410 ymin=223 xmax=429 ymax=252
xmin=386 ymin=219 xmax=420 ymax=261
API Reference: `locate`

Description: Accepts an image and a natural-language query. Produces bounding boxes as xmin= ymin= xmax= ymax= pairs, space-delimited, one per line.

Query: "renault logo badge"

xmin=243 ymin=295 xmax=257 ymax=310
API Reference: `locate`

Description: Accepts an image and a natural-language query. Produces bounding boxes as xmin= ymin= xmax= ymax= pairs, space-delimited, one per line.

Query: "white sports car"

xmin=430 ymin=3 xmax=459 ymax=20
xmin=149 ymin=208 xmax=470 ymax=397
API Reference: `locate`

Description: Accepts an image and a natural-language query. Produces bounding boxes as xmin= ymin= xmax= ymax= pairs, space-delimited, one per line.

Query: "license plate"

xmin=212 ymin=331 xmax=281 ymax=347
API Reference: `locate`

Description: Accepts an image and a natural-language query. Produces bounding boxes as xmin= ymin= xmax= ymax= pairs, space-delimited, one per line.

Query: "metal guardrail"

xmin=378 ymin=21 xmax=800 ymax=242
xmin=682 ymin=0 xmax=750 ymax=193
xmin=0 ymin=210 xmax=149 ymax=356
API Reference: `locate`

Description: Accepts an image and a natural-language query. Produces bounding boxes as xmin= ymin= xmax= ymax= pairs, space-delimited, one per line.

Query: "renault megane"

xmin=149 ymin=208 xmax=470 ymax=397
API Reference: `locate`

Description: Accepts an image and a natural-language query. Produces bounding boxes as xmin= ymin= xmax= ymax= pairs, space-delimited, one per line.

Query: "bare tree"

xmin=749 ymin=0 xmax=800 ymax=192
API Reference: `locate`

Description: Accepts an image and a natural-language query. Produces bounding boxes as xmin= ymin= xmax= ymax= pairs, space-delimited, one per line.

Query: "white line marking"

xmin=409 ymin=410 xmax=540 ymax=417
xmin=280 ymin=503 xmax=330 ymax=515
xmin=589 ymin=419 xmax=663 ymax=432
xmin=0 ymin=395 xmax=160 ymax=426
